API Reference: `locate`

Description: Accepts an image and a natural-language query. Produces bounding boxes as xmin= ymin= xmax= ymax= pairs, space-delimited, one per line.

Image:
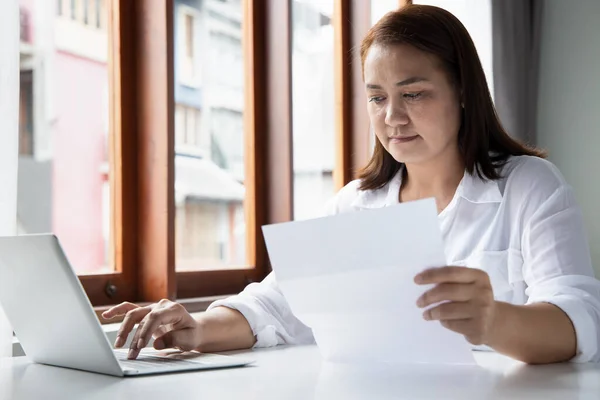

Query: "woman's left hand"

xmin=414 ymin=266 xmax=497 ymax=345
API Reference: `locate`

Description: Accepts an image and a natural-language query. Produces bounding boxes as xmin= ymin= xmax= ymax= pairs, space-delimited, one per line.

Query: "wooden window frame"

xmin=176 ymin=4 xmax=201 ymax=88
xmin=334 ymin=0 xmax=373 ymax=189
xmin=79 ymin=0 xmax=382 ymax=312
xmin=80 ymin=0 xmax=293 ymax=308
xmin=80 ymin=0 xmax=178 ymax=306
xmin=177 ymin=0 xmax=293 ymax=299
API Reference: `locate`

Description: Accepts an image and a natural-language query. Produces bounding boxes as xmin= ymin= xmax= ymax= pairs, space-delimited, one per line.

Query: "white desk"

xmin=1 ymin=345 xmax=599 ymax=400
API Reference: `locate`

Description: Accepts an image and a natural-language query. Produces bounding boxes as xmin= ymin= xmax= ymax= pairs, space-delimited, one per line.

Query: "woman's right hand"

xmin=102 ymin=299 xmax=202 ymax=360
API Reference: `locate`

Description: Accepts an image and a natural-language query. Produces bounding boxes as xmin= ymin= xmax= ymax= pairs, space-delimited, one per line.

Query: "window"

xmin=95 ymin=0 xmax=104 ymax=29
xmin=10 ymin=0 xmax=376 ymax=311
xmin=19 ymin=6 xmax=31 ymax=42
xmin=175 ymin=105 xmax=204 ymax=150
xmin=181 ymin=14 xmax=194 ymax=80
xmin=292 ymin=0 xmax=336 ymax=220
xmin=18 ymin=71 xmax=34 ymax=156
xmin=176 ymin=201 xmax=245 ymax=271
xmin=75 ymin=0 xmax=85 ymax=22
xmin=86 ymin=0 xmax=94 ymax=22
xmin=177 ymin=5 xmax=201 ymax=87
xmin=94 ymin=0 xmax=108 ymax=30
xmin=173 ymin=0 xmax=246 ymax=273
xmin=58 ymin=0 xmax=106 ymax=30
xmin=17 ymin=0 xmax=111 ymax=275
xmin=185 ymin=14 xmax=194 ymax=58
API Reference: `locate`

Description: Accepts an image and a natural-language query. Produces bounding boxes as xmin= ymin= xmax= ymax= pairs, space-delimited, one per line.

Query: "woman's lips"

xmin=390 ymin=135 xmax=419 ymax=143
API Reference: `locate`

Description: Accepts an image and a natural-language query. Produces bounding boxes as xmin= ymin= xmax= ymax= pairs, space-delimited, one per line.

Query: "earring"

xmin=461 ymin=102 xmax=465 ymax=108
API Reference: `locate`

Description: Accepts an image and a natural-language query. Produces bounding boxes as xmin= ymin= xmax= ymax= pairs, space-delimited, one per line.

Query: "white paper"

xmin=263 ymin=198 xmax=475 ymax=365
xmin=0 ymin=0 xmax=20 ymax=359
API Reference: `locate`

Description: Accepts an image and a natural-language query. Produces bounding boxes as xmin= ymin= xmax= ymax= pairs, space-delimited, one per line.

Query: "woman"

xmin=104 ymin=5 xmax=600 ymax=364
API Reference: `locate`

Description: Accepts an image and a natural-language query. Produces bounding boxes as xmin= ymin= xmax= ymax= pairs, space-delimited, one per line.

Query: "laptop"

xmin=0 ymin=234 xmax=254 ymax=377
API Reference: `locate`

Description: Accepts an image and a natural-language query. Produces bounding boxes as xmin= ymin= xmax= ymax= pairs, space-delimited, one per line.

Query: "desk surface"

xmin=1 ymin=345 xmax=600 ymax=400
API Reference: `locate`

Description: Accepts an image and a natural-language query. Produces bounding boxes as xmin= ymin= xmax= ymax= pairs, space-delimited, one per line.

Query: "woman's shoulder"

xmin=322 ymin=179 xmax=364 ymax=216
xmin=499 ymin=155 xmax=571 ymax=204
xmin=502 ymin=155 xmax=565 ymax=185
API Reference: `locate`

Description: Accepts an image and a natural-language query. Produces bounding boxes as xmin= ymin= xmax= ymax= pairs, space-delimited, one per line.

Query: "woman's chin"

xmin=389 ymin=150 xmax=429 ymax=165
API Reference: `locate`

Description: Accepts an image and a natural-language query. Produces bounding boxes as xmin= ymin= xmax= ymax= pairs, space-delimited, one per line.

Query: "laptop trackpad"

xmin=114 ymin=348 xmax=254 ymax=375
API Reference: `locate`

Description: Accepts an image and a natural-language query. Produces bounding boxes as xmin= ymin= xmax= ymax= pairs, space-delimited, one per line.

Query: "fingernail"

xmin=414 ymin=274 xmax=423 ymax=284
xmin=114 ymin=336 xmax=124 ymax=348
xmin=127 ymin=349 xmax=137 ymax=360
xmin=416 ymin=296 xmax=424 ymax=308
xmin=423 ymin=311 xmax=431 ymax=321
xmin=137 ymin=339 xmax=145 ymax=349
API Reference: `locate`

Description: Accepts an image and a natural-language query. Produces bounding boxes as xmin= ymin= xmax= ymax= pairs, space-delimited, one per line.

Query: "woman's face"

xmin=364 ymin=44 xmax=462 ymax=165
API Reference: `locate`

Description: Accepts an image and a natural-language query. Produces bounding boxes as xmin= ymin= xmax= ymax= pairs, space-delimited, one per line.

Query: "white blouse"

xmin=208 ymin=156 xmax=600 ymax=362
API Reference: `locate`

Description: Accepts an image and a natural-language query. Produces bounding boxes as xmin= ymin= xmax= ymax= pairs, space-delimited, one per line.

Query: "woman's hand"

xmin=102 ymin=299 xmax=202 ymax=359
xmin=414 ymin=266 xmax=497 ymax=345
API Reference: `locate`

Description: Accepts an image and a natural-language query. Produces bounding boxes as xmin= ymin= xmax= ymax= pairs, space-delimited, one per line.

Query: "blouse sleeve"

xmin=519 ymin=179 xmax=600 ymax=362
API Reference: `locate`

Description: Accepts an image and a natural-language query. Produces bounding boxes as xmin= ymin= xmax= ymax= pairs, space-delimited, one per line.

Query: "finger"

xmin=153 ymin=331 xmax=174 ymax=351
xmin=102 ymin=302 xmax=139 ymax=319
xmin=417 ymin=283 xmax=476 ymax=308
xmin=153 ymin=337 xmax=167 ymax=350
xmin=128 ymin=312 xmax=149 ymax=359
xmin=153 ymin=324 xmax=170 ymax=339
xmin=127 ymin=347 xmax=141 ymax=360
xmin=128 ymin=310 xmax=167 ymax=360
xmin=135 ymin=307 xmax=186 ymax=351
xmin=115 ymin=306 xmax=151 ymax=349
xmin=415 ymin=266 xmax=482 ymax=285
xmin=439 ymin=319 xmax=473 ymax=336
xmin=423 ymin=301 xmax=476 ymax=321
xmin=128 ymin=301 xmax=176 ymax=359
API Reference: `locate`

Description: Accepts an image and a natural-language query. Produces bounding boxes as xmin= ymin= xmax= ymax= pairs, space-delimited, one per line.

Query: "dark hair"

xmin=358 ymin=4 xmax=546 ymax=191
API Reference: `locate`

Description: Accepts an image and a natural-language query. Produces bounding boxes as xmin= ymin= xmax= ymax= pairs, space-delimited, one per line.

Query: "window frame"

xmin=174 ymin=104 xmax=204 ymax=155
xmin=176 ymin=4 xmax=202 ymax=88
xmin=80 ymin=0 xmax=292 ymax=307
xmin=333 ymin=0 xmax=372 ymax=190
xmin=176 ymin=0 xmax=294 ymax=299
xmin=79 ymin=0 xmax=376 ymax=313
xmin=79 ymin=0 xmax=141 ymax=306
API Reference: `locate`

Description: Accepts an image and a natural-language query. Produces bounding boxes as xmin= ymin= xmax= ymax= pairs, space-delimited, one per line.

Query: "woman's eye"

xmin=369 ymin=96 xmax=385 ymax=104
xmin=403 ymin=92 xmax=423 ymax=100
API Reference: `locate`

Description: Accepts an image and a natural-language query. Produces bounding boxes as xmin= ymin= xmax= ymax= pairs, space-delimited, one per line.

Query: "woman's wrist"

xmin=483 ymin=300 xmax=507 ymax=349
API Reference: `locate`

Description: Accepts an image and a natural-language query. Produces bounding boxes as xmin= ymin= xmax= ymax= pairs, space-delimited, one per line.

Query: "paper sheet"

xmin=262 ymin=198 xmax=475 ymax=365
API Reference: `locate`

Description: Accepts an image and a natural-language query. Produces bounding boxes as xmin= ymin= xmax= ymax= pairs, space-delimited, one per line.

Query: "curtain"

xmin=492 ymin=0 xmax=544 ymax=144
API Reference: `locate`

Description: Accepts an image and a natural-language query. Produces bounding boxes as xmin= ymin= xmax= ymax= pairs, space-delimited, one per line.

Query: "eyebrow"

xmin=365 ymin=77 xmax=429 ymax=90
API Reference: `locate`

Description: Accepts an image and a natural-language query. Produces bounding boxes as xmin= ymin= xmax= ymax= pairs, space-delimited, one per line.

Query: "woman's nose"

xmin=384 ymin=101 xmax=409 ymax=127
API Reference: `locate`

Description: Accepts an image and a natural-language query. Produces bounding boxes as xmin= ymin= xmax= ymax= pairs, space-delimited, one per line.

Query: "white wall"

xmin=536 ymin=0 xmax=600 ymax=276
xmin=0 ymin=0 xmax=19 ymax=358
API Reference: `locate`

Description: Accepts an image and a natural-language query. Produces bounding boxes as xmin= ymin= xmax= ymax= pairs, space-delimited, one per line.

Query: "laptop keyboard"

xmin=115 ymin=351 xmax=201 ymax=371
